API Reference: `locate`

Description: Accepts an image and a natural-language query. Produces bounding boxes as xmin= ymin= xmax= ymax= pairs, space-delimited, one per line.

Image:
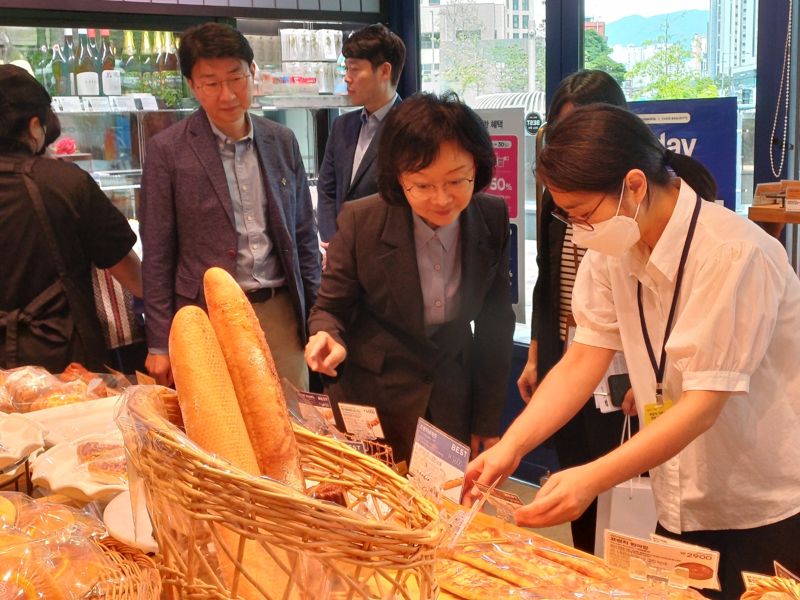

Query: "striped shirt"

xmin=559 ymin=223 xmax=587 ymax=341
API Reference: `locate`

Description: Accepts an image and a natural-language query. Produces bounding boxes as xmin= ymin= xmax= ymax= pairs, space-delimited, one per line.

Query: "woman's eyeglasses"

xmin=551 ymin=195 xmax=605 ymax=231
xmin=403 ymin=176 xmax=475 ymax=202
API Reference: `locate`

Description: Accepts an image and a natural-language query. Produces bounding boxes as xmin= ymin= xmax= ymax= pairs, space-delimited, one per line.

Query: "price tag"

xmin=296 ymin=390 xmax=338 ymax=430
xmin=138 ymin=95 xmax=159 ymax=111
xmin=337 ymin=402 xmax=384 ymax=440
xmin=111 ymin=96 xmax=138 ymax=112
xmin=408 ymin=418 xmax=470 ymax=502
xmin=604 ymin=530 xmax=721 ymax=591
xmin=52 ymin=96 xmax=83 ymax=113
xmin=84 ymin=96 xmax=111 ymax=112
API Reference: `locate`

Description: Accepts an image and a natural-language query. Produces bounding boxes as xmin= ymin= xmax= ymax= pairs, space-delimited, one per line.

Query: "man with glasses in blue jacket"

xmin=140 ymin=22 xmax=320 ymax=390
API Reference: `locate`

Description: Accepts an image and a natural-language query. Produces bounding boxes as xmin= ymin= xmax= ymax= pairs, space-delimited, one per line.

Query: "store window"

xmin=419 ymin=0 xmax=547 ymax=338
xmin=583 ymin=0 xmax=757 ymax=210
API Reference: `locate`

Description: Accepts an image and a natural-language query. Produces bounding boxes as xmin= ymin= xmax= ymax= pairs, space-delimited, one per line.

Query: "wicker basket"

xmin=117 ymin=386 xmax=444 ymax=600
xmin=95 ymin=537 xmax=163 ymax=599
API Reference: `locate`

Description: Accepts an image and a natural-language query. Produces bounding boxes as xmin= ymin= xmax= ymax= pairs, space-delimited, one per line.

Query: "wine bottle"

xmin=48 ymin=43 xmax=71 ymax=96
xmin=63 ymin=28 xmax=78 ymax=95
xmin=76 ymin=29 xmax=100 ymax=96
xmin=32 ymin=28 xmax=49 ymax=87
xmin=162 ymin=32 xmax=181 ymax=94
xmin=100 ymin=29 xmax=121 ymax=96
xmin=140 ymin=31 xmax=154 ymax=90
xmin=120 ymin=30 xmax=141 ymax=94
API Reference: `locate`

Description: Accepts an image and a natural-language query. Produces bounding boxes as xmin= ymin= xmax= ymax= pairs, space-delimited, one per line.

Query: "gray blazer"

xmin=308 ymin=193 xmax=515 ymax=462
xmin=315 ymin=96 xmax=402 ymax=241
xmin=140 ymin=109 xmax=321 ymax=350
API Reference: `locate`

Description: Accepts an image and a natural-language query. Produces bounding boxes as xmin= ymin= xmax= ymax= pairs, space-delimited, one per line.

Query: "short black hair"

xmin=342 ymin=24 xmax=406 ymax=87
xmin=378 ymin=92 xmax=494 ymax=207
xmin=178 ymin=23 xmax=254 ymax=80
xmin=547 ymin=69 xmax=627 ymax=126
xmin=0 ymin=64 xmax=51 ymax=152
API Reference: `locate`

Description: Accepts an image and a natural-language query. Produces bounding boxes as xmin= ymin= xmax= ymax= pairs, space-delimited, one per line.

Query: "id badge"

xmin=643 ymin=397 xmax=674 ymax=426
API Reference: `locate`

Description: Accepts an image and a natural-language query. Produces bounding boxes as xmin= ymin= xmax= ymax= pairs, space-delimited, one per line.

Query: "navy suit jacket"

xmin=140 ymin=109 xmax=321 ymax=350
xmin=316 ymin=96 xmax=401 ymax=241
xmin=308 ymin=193 xmax=515 ymax=462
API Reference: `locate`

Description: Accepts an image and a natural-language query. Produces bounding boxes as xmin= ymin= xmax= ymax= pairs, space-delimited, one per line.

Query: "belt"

xmin=245 ymin=286 xmax=284 ymax=303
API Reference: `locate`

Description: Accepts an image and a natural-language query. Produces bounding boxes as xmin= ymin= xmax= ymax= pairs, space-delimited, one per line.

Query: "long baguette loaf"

xmin=169 ymin=305 xmax=282 ymax=600
xmin=203 ymin=267 xmax=305 ymax=492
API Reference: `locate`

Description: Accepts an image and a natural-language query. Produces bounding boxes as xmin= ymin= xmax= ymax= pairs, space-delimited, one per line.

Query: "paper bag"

xmin=594 ymin=476 xmax=658 ymax=556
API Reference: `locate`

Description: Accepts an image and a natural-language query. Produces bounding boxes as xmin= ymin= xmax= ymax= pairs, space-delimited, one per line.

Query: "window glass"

xmin=419 ymin=0 xmax=547 ymax=340
xmin=584 ymin=1 xmax=757 ymax=210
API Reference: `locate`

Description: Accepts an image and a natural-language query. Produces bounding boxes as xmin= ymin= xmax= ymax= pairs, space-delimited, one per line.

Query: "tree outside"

xmin=584 ymin=29 xmax=626 ymax=85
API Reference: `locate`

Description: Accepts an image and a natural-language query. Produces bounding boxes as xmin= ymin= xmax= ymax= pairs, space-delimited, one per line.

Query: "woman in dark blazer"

xmin=306 ymin=92 xmax=515 ymax=464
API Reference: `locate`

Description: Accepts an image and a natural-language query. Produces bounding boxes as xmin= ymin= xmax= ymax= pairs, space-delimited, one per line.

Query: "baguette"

xmin=170 ymin=306 xmax=282 ymax=600
xmin=203 ymin=267 xmax=304 ymax=492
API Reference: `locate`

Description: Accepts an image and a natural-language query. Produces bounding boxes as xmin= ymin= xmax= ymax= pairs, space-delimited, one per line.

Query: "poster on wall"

xmin=476 ymin=108 xmax=526 ymax=323
xmin=630 ymin=98 xmax=737 ymax=211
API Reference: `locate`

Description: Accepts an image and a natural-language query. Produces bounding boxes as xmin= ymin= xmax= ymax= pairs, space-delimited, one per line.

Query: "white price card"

xmin=296 ymin=390 xmax=337 ymax=430
xmin=408 ymin=418 xmax=469 ymax=502
xmin=337 ymin=402 xmax=384 ymax=440
xmin=84 ymin=96 xmax=111 ymax=112
xmin=52 ymin=96 xmax=83 ymax=113
xmin=138 ymin=95 xmax=159 ymax=111
xmin=604 ymin=530 xmax=720 ymax=591
xmin=111 ymin=96 xmax=138 ymax=112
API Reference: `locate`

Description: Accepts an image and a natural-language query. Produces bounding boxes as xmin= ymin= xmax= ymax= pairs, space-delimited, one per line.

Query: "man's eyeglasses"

xmin=194 ymin=72 xmax=251 ymax=97
xmin=403 ymin=176 xmax=475 ymax=202
xmin=551 ymin=195 xmax=605 ymax=231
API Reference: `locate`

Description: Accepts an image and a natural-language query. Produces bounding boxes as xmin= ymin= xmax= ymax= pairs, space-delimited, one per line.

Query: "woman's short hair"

xmin=537 ymin=104 xmax=717 ymax=201
xmin=547 ymin=69 xmax=627 ymax=126
xmin=0 ymin=64 xmax=52 ymax=151
xmin=378 ymin=92 xmax=495 ymax=207
xmin=178 ymin=23 xmax=254 ymax=80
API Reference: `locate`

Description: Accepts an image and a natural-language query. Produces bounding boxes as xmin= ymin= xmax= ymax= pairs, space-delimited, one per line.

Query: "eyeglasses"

xmin=551 ymin=195 xmax=606 ymax=231
xmin=194 ymin=72 xmax=251 ymax=97
xmin=403 ymin=176 xmax=475 ymax=202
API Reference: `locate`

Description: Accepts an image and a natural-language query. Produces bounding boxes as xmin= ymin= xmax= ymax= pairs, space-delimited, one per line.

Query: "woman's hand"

xmin=621 ymin=387 xmax=637 ymax=416
xmin=513 ymin=464 xmax=601 ymax=528
xmin=517 ymin=340 xmax=539 ymax=403
xmin=462 ymin=438 xmax=523 ymax=505
xmin=304 ymin=331 xmax=346 ymax=377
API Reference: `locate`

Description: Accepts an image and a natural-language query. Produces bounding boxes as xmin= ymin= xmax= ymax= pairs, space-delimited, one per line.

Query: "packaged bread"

xmin=4 ymin=367 xmax=61 ymax=412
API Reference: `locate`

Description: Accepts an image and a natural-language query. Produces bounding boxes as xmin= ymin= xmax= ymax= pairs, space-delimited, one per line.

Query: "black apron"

xmin=0 ymin=158 xmax=107 ymax=372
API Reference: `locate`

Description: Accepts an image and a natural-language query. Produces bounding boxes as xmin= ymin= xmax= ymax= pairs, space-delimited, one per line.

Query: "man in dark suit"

xmin=140 ymin=23 xmax=320 ymax=389
xmin=316 ymin=24 xmax=405 ymax=244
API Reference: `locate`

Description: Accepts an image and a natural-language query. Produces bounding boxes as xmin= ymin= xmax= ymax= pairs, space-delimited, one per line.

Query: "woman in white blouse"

xmin=465 ymin=104 xmax=800 ymax=599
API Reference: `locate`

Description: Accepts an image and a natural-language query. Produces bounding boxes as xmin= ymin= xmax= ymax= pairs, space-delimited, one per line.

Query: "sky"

xmin=584 ymin=0 xmax=710 ymax=24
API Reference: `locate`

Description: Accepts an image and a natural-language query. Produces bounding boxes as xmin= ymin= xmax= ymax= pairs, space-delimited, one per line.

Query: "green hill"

xmin=603 ymin=10 xmax=709 ymax=49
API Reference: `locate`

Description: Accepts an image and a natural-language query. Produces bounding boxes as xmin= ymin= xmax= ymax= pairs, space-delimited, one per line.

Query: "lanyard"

xmin=637 ymin=194 xmax=702 ymax=403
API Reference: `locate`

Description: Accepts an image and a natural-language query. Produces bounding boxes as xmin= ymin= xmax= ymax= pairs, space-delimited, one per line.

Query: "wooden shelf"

xmin=748 ymin=204 xmax=800 ymax=226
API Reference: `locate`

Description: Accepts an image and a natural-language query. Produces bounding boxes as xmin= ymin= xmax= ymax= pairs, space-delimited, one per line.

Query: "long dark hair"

xmin=537 ymin=104 xmax=717 ymax=201
xmin=547 ymin=69 xmax=627 ymax=125
xmin=378 ymin=91 xmax=495 ymax=207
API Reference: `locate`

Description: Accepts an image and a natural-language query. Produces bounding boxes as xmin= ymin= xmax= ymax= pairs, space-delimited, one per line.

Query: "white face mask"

xmin=572 ymin=183 xmax=641 ymax=257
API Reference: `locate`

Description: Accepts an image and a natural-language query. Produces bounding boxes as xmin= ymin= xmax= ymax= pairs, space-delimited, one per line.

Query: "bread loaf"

xmin=203 ymin=267 xmax=304 ymax=492
xmin=169 ymin=305 xmax=295 ymax=599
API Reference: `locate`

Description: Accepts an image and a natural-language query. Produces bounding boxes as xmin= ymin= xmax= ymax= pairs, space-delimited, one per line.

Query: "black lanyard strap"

xmin=637 ymin=193 xmax=702 ymax=396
